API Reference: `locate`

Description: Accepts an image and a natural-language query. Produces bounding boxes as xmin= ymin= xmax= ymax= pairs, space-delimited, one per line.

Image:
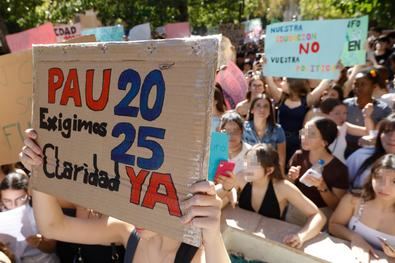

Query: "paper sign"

xmin=340 ymin=16 xmax=368 ymax=66
xmin=208 ymin=132 xmax=229 ymax=181
xmin=5 ymin=23 xmax=57 ymax=53
xmin=54 ymin=23 xmax=81 ymax=42
xmin=31 ymin=37 xmax=219 ymax=247
xmin=164 ymin=22 xmax=191 ymax=38
xmin=81 ymin=25 xmax=125 ymax=42
xmin=128 ymin=23 xmax=151 ymax=41
xmin=264 ymin=19 xmax=348 ymax=79
xmin=0 ymin=205 xmax=37 ymax=260
xmin=242 ymin=18 xmax=262 ymax=44
xmin=0 ymin=50 xmax=32 ymax=165
xmin=215 ymin=61 xmax=248 ymax=108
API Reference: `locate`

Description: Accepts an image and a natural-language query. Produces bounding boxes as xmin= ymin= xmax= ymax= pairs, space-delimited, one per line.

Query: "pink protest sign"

xmin=164 ymin=22 xmax=191 ymax=38
xmin=215 ymin=61 xmax=248 ymax=109
xmin=6 ymin=23 xmax=56 ymax=53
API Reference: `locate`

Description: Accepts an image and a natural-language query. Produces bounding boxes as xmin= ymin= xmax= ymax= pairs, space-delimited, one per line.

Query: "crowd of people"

xmin=1 ymin=26 xmax=395 ymax=263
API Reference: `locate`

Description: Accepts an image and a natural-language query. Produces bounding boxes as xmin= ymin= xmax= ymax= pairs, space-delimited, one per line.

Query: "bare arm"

xmin=306 ymin=79 xmax=330 ymax=107
xmin=32 ymin=190 xmax=131 ymax=246
xmin=343 ymin=65 xmax=366 ymax=98
xmin=265 ymin=76 xmax=283 ymax=103
xmin=282 ymin=181 xmax=326 ymax=245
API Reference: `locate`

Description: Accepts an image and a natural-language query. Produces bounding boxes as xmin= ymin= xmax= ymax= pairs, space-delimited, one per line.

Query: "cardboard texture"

xmin=0 ymin=36 xmax=96 ymax=165
xmin=77 ymin=9 xmax=102 ymax=29
xmin=0 ymin=50 xmax=32 ymax=165
xmin=5 ymin=23 xmax=57 ymax=53
xmin=31 ymin=36 xmax=219 ymax=247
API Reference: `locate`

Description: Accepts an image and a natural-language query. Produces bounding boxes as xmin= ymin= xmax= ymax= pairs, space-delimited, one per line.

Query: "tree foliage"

xmin=1 ymin=0 xmax=394 ymax=35
xmin=300 ymin=0 xmax=395 ymax=28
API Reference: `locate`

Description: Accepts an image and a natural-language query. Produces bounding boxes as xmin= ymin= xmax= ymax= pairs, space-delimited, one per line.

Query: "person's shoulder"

xmin=273 ymin=123 xmax=284 ymax=131
xmin=341 ymin=192 xmax=359 ymax=205
xmin=328 ymin=156 xmax=348 ymax=171
xmin=347 ymin=147 xmax=375 ymax=161
xmin=343 ymin=97 xmax=356 ymax=105
xmin=373 ymin=98 xmax=391 ymax=111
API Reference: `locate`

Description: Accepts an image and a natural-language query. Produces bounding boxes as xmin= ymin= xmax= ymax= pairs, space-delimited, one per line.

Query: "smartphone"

xmin=215 ymin=161 xmax=235 ymax=180
xmin=377 ymin=236 xmax=395 ymax=252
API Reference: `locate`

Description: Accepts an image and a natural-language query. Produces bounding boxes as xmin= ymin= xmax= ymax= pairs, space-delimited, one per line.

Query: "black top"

xmin=124 ymin=230 xmax=199 ymax=263
xmin=238 ymin=180 xmax=282 ymax=220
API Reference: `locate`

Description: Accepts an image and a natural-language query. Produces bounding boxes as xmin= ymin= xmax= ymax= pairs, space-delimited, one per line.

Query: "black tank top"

xmin=238 ymin=180 xmax=282 ymax=219
xmin=123 ymin=230 xmax=199 ymax=263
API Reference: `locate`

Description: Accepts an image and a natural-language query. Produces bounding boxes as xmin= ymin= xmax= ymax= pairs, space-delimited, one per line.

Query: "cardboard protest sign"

xmin=54 ymin=23 xmax=81 ymax=42
xmin=31 ymin=36 xmax=219 ymax=246
xmin=264 ymin=19 xmax=348 ymax=79
xmin=242 ymin=18 xmax=262 ymax=44
xmin=0 ymin=50 xmax=32 ymax=165
xmin=164 ymin=22 xmax=191 ymax=38
xmin=215 ymin=61 xmax=248 ymax=108
xmin=340 ymin=16 xmax=368 ymax=66
xmin=5 ymin=23 xmax=57 ymax=53
xmin=81 ymin=25 xmax=125 ymax=41
xmin=0 ymin=36 xmax=96 ymax=165
xmin=0 ymin=205 xmax=37 ymax=260
xmin=128 ymin=23 xmax=151 ymax=41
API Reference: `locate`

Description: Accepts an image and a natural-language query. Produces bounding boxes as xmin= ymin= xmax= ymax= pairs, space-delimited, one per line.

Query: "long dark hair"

xmin=361 ymin=153 xmax=395 ymax=203
xmin=309 ymin=117 xmax=338 ymax=153
xmin=247 ymin=144 xmax=284 ymax=181
xmin=247 ymin=94 xmax=276 ymax=131
xmin=355 ymin=113 xmax=395 ymax=180
xmin=214 ymin=83 xmax=227 ymax=113
xmin=219 ymin=110 xmax=244 ymax=132
xmin=287 ymin=78 xmax=308 ymax=97
xmin=0 ymin=171 xmax=29 ymax=192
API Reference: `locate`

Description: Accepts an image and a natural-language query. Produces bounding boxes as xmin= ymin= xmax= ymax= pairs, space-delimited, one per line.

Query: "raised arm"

xmin=343 ymin=65 xmax=366 ymax=98
xmin=264 ymin=76 xmax=283 ymax=103
xmin=306 ymin=79 xmax=330 ymax=107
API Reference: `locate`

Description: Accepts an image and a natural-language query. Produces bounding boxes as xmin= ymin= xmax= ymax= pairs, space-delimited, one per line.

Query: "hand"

xmin=180 ymin=181 xmax=222 ymax=243
xmin=215 ymin=171 xmax=237 ymax=191
xmin=351 ymin=236 xmax=379 ymax=263
xmin=288 ymin=166 xmax=301 ymax=181
xmin=362 ymin=103 xmax=373 ymax=118
xmin=19 ymin=129 xmax=43 ymax=172
xmin=304 ymin=175 xmax=326 ymax=191
xmin=380 ymin=240 xmax=395 ymax=258
xmin=26 ymin=234 xmax=43 ymax=248
xmin=283 ymin=234 xmax=303 ymax=248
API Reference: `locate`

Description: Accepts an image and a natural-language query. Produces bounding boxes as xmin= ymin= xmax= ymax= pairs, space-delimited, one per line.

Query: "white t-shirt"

xmin=329 ymin=123 xmax=347 ymax=164
xmin=230 ymin=142 xmax=252 ymax=175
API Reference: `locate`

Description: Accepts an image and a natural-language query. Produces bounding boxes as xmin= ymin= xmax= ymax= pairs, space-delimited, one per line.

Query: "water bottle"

xmin=299 ymin=159 xmax=325 ymax=187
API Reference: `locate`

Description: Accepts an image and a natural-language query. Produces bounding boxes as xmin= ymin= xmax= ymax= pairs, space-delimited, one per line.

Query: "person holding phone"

xmin=19 ymin=129 xmax=230 ymax=263
xmin=329 ymin=153 xmax=395 ymax=262
xmin=218 ymin=143 xmax=326 ymax=248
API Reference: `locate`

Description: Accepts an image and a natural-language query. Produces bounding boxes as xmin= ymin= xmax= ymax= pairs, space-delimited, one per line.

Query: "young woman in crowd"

xmin=287 ymin=117 xmax=349 ymax=224
xmin=265 ymin=77 xmax=330 ymax=163
xmin=218 ymin=144 xmax=326 ymax=248
xmin=319 ymin=98 xmax=374 ymax=163
xmin=211 ymin=84 xmax=227 ymax=134
xmin=216 ymin=111 xmax=251 ymax=175
xmin=343 ymin=67 xmax=392 ymax=157
xmin=236 ymin=75 xmax=265 ymax=119
xmin=19 ymin=129 xmax=230 ymax=263
xmin=347 ymin=113 xmax=395 ymax=191
xmin=242 ymin=94 xmax=286 ymax=172
xmin=329 ymin=154 xmax=395 ymax=262
xmin=0 ymin=171 xmax=59 ymax=262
